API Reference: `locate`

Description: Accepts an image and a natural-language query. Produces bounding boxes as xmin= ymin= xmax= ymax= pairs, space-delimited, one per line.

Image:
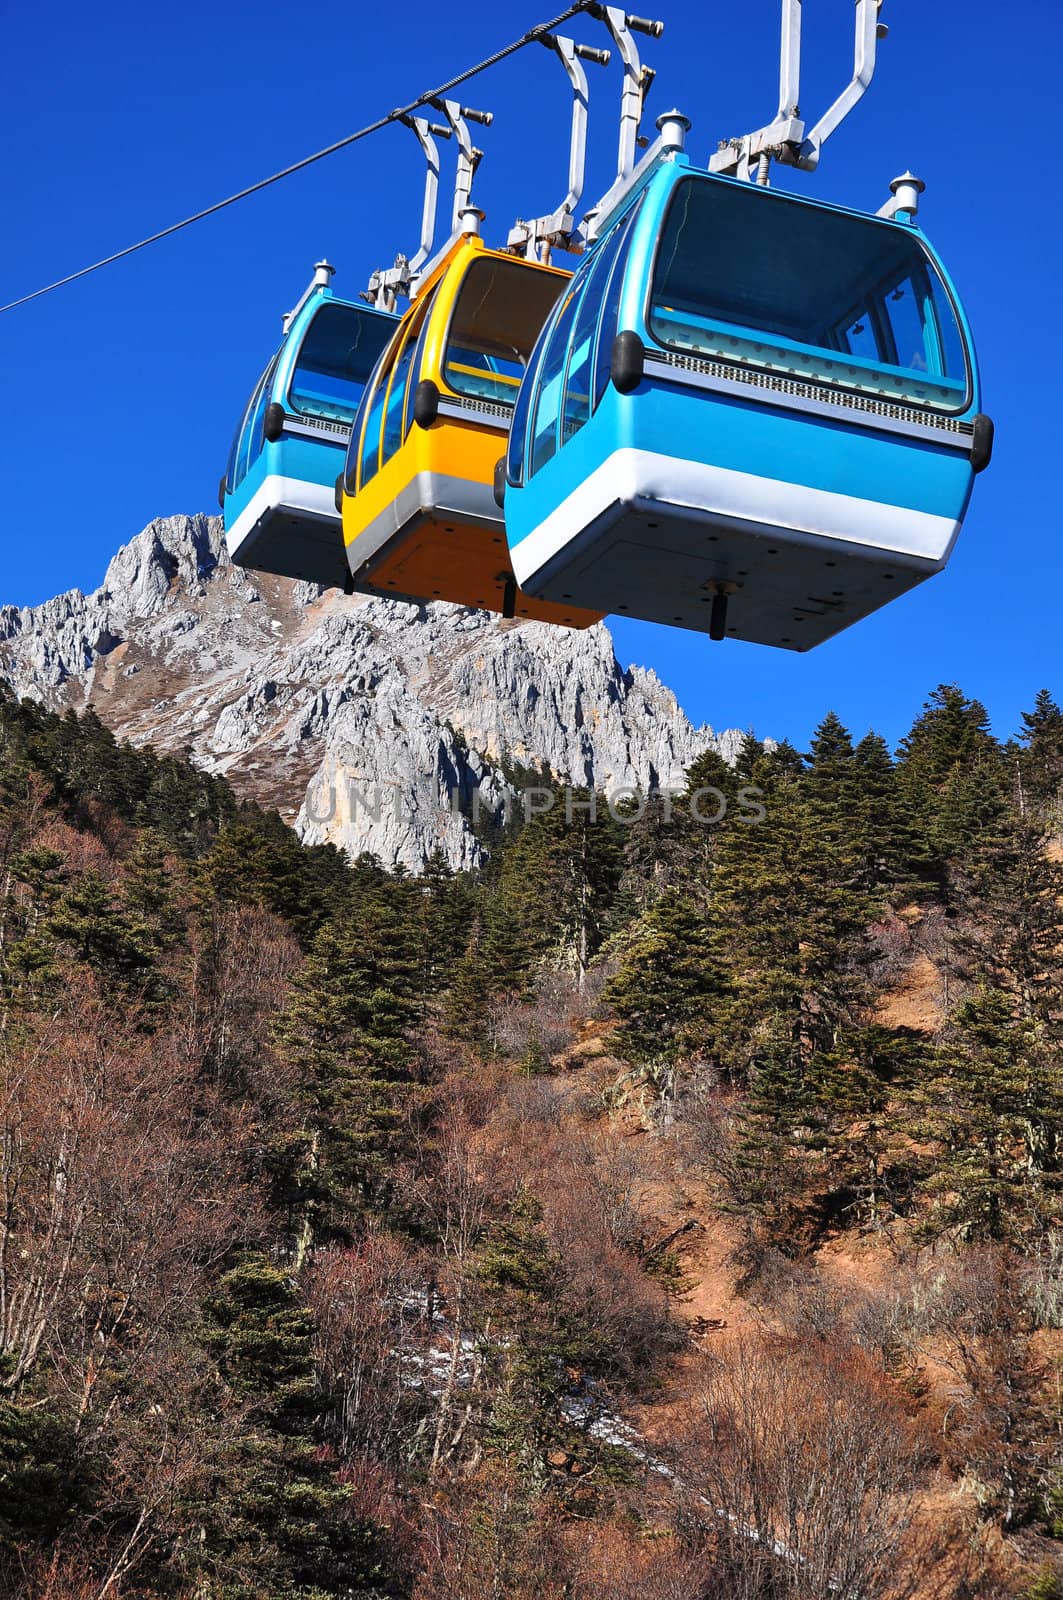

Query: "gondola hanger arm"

xmin=507 ymin=34 xmax=611 ymax=260
xmin=430 ymin=99 xmax=493 ymax=229
xmin=401 ymin=101 xmax=495 ymax=294
xmin=588 ymin=6 xmax=664 ymax=180
xmin=368 ymin=101 xmax=493 ymax=307
xmin=365 ymin=117 xmax=452 ymax=310
xmin=709 ymin=0 xmax=888 ymax=184
xmin=801 ymin=0 xmax=886 ymax=167
xmin=403 ymin=116 xmax=452 ymax=276
xmin=580 ymin=7 xmax=665 ymax=241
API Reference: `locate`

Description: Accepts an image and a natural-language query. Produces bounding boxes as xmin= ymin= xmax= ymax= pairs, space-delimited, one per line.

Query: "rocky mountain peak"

xmin=0 ymin=515 xmax=749 ymax=869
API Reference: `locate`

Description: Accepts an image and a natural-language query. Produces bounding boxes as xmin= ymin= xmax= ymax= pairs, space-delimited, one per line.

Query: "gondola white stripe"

xmin=225 ymin=476 xmax=339 ymax=562
xmin=509 ymin=449 xmax=960 ymax=582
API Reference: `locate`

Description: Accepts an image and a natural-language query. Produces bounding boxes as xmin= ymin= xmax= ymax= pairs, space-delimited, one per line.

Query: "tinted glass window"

xmin=226 ymin=361 xmax=268 ymax=494
xmin=289 ymin=303 xmax=394 ymax=425
xmin=529 ymin=285 xmax=580 ymax=477
xmin=358 ymin=367 xmax=390 ymax=488
xmin=880 ymin=275 xmax=927 ymax=370
xmin=649 ymin=176 xmax=970 ymax=412
xmin=562 ymin=210 xmax=636 ymax=444
xmin=233 ymin=358 xmax=277 ymax=489
xmin=403 ymin=302 xmax=435 ymax=439
xmin=345 ymin=346 xmax=382 ymax=492
xmin=224 ymin=415 xmax=243 ymax=496
xmin=381 ymin=329 xmax=419 ymax=466
xmin=506 ymin=318 xmax=546 ymax=487
xmin=444 ymin=257 xmax=566 ymax=407
xmin=591 ymin=207 xmax=639 ymax=413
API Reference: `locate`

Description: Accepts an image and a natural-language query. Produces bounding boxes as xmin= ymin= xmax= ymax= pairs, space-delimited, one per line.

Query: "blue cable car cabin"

xmin=504 ymin=150 xmax=992 ymax=649
xmin=222 ymin=266 xmax=396 ymax=589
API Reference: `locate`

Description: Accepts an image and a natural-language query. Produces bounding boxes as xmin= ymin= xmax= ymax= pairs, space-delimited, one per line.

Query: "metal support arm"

xmin=366 ymin=117 xmax=451 ymax=309
xmin=581 ymin=6 xmax=665 ymax=238
xmin=404 ymin=116 xmax=450 ymax=275
xmin=802 ymin=0 xmax=884 ymax=166
xmin=589 ymin=5 xmax=664 ymax=179
xmin=431 ymin=98 xmax=493 ymax=231
xmin=366 ymin=101 xmax=492 ymax=308
xmin=507 ymin=34 xmax=610 ymax=260
xmin=709 ymin=0 xmax=887 ymax=183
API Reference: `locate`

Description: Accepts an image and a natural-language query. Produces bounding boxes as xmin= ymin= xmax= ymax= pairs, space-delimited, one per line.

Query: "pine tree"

xmin=271 ymin=911 xmax=416 ymax=1244
xmin=196 ymin=821 xmax=281 ymax=911
xmin=906 ymin=812 xmax=1063 ymax=1238
xmin=707 ymin=737 xmax=882 ymax=1254
xmin=0 ymin=1357 xmax=81 ymax=1552
xmin=896 ymin=684 xmax=1009 ymax=867
xmin=616 ymin=790 xmax=685 ymax=910
xmin=805 ymin=710 xmax=857 ymax=793
xmin=604 ymin=889 xmax=723 ymax=1066
xmin=486 ymin=791 xmax=625 ymax=992
xmin=193 ymin=1257 xmax=396 ymax=1598
xmin=709 ymin=742 xmax=875 ymax=1084
xmin=957 ymin=815 xmax=1063 ymax=1024
xmin=851 ymin=731 xmax=933 ymax=894
xmin=1017 ymin=688 xmax=1063 ymax=819
xmin=614 ymin=746 xmax=738 ymax=911
xmin=414 ymin=849 xmax=473 ymax=1000
xmin=122 ymin=830 xmax=185 ymax=949
xmin=810 ymin=1023 xmax=932 ymax=1228
xmin=911 ymin=988 xmax=1063 ymax=1240
xmin=1 ymin=845 xmax=67 ymax=1006
xmin=117 ymin=831 xmax=187 ymax=1011
xmin=473 ymin=1190 xmax=628 ymax=1491
xmin=732 ymin=731 xmax=765 ymax=783
xmin=444 ymin=909 xmax=495 ymax=1045
xmin=48 ymin=869 xmax=157 ymax=996
xmin=728 ymin=1025 xmax=829 ymax=1258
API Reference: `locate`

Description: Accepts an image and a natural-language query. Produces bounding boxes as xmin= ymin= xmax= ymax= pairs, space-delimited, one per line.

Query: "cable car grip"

xmin=624 ymin=14 xmax=664 ymax=36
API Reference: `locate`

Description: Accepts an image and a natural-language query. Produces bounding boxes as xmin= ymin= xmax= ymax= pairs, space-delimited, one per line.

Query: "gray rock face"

xmin=0 ymin=515 xmax=748 ymax=870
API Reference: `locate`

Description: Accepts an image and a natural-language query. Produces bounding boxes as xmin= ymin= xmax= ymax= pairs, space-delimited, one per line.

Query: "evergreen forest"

xmin=1 ymin=679 xmax=1063 ymax=1599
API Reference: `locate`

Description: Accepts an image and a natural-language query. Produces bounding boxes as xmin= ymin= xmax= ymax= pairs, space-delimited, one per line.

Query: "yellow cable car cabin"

xmin=340 ymin=225 xmax=604 ymax=628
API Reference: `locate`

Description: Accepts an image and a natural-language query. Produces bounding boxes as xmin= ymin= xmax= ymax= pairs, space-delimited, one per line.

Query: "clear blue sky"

xmin=1 ymin=0 xmax=1058 ymax=750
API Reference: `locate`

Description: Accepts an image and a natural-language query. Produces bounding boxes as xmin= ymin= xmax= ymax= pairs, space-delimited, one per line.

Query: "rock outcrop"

xmin=0 ymin=515 xmax=746 ymax=869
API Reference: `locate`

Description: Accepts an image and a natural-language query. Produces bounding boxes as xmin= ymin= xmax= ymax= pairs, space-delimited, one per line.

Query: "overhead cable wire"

xmin=0 ymin=0 xmax=598 ymax=316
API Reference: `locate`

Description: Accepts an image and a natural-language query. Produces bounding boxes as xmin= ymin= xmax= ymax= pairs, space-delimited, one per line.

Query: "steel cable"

xmin=0 ymin=0 xmax=598 ymax=315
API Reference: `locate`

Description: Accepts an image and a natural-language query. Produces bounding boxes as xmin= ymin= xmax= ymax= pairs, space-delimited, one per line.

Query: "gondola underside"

xmin=510 ymin=448 xmax=964 ymax=650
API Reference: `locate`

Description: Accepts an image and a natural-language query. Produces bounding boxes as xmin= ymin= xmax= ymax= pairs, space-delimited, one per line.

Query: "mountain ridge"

xmin=0 ymin=514 xmax=747 ymax=868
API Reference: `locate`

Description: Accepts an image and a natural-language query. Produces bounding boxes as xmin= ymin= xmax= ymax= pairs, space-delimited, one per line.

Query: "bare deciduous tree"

xmin=305 ymin=1229 xmax=429 ymax=1468
xmin=674 ymin=1335 xmax=927 ymax=1599
xmin=933 ymin=1247 xmax=1058 ymax=1532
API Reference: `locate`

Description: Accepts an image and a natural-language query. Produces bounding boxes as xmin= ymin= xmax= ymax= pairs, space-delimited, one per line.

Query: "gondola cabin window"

xmin=227 ymin=356 xmax=277 ymax=494
xmin=648 ymin=176 xmax=970 ymax=413
xmin=562 ymin=207 xmax=639 ymax=443
xmin=442 ymin=257 xmax=565 ymax=408
xmin=350 ymin=288 xmax=437 ymax=492
xmin=288 ymin=304 xmax=393 ymax=426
